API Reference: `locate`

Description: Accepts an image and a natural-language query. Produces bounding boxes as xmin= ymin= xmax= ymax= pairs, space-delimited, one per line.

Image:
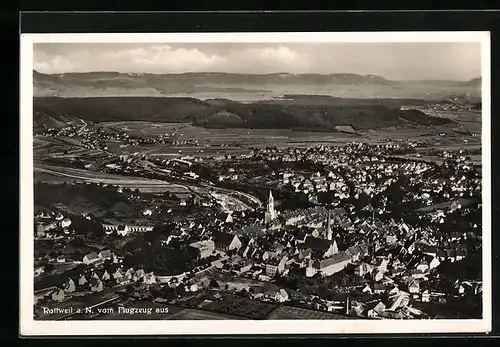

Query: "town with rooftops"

xmin=33 ymin=139 xmax=483 ymax=320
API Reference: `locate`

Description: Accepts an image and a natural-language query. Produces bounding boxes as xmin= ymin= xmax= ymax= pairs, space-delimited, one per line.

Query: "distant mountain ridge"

xmin=33 ymin=70 xmax=482 ymax=101
xmin=34 ymin=70 xmax=395 ymax=86
xmin=33 ymin=70 xmax=481 ymax=84
xmin=459 ymin=77 xmax=481 ymax=87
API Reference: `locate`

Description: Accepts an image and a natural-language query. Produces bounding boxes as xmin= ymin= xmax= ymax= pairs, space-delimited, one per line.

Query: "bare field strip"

xmin=34 ymin=165 xmax=191 ymax=193
xmin=267 ymin=305 xmax=353 ymax=320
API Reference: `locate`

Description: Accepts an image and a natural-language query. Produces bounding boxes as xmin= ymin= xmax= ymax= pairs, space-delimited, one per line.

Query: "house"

xmin=125 ymin=268 xmax=136 ymax=280
xmin=373 ymin=283 xmax=386 ymax=294
xmin=242 ymin=244 xmax=257 ymax=259
xmin=354 ymin=262 xmax=374 ymax=277
xmin=307 ymin=251 xmax=351 ymax=277
xmin=277 ymin=289 xmax=290 ymax=302
xmin=144 ymin=272 xmax=156 ymax=285
xmin=78 ymin=275 xmax=88 ymax=286
xmin=63 ymin=278 xmax=76 ymax=293
xmin=213 ymin=231 xmax=242 ymax=252
xmin=416 ymin=261 xmax=429 ymax=273
xmin=386 ymin=234 xmax=398 ymax=245
xmin=117 ymin=276 xmax=131 ymax=285
xmin=373 ymin=271 xmax=384 ymax=282
xmin=421 ymin=290 xmax=431 ymax=302
xmin=113 ymin=268 xmax=124 ymax=280
xmin=263 ymin=287 xmax=289 ymax=302
xmin=108 ymin=224 xmax=155 ymax=237
xmin=258 ymin=274 xmax=272 ymax=282
xmin=387 ymin=291 xmax=411 ymax=311
xmin=90 ymin=278 xmax=104 ymax=292
xmin=225 ymin=213 xmax=234 ymax=224
xmin=362 ymin=284 xmax=373 ymax=294
xmin=455 ymin=248 xmax=467 ymax=261
xmin=189 ymin=240 xmax=215 ymax=259
xmin=376 ymin=258 xmax=390 ymax=273
xmin=51 ymin=288 xmax=65 ymax=302
xmin=102 ymin=270 xmax=111 ymax=281
xmin=366 ymin=301 xmax=386 ymax=318
xmin=265 ymin=256 xmax=288 ymax=277
xmin=409 ymin=269 xmax=427 ymax=279
xmin=297 ymin=248 xmax=312 ymax=262
xmin=61 ymin=218 xmax=72 ymax=228
xmin=420 ymin=245 xmax=438 ymax=258
xmin=391 ymin=258 xmax=405 ymax=272
xmin=405 ymin=277 xmax=420 ymax=294
xmin=297 ymin=236 xmax=338 ymax=258
xmin=94 ymin=257 xmax=105 ymax=267
xmin=34 ymin=266 xmax=45 ymax=277
xmin=398 ymin=222 xmax=410 ymax=234
xmin=436 ymin=249 xmax=447 ymax=261
xmin=37 ymin=221 xmax=57 ymax=233
xmin=237 ymin=224 xmax=266 ymax=238
xmin=346 ymin=244 xmax=369 ymax=262
xmin=83 ymin=252 xmax=99 ymax=265
xmin=234 ymin=261 xmax=253 ymax=275
xmin=135 ymin=269 xmax=146 ymax=279
xmin=116 ymin=225 xmax=128 ymax=236
xmin=98 ymin=250 xmax=113 ymax=261
xmin=387 ymin=285 xmax=399 ymax=296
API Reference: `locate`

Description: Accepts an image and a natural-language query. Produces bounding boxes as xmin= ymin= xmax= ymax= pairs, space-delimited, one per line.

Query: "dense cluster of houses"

xmin=34 ymin=212 xmax=74 ymax=240
xmin=35 ymin=250 xmax=157 ymax=305
xmin=162 ymin=181 xmax=480 ymax=318
xmin=34 ymin=135 xmax=481 ymax=319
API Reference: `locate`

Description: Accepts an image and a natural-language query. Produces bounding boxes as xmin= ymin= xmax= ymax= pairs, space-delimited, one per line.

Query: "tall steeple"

xmin=265 ymin=190 xmax=276 ymax=224
xmin=326 ymin=210 xmax=338 ymax=254
xmin=267 ymin=191 xmax=274 ymax=215
xmin=325 ymin=210 xmax=333 ymax=241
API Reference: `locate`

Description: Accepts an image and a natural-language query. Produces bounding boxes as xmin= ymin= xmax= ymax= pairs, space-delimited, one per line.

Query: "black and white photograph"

xmin=19 ymin=32 xmax=491 ymax=335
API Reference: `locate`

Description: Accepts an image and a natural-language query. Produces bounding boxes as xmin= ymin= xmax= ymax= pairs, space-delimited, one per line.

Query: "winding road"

xmin=35 ymin=164 xmax=262 ymax=211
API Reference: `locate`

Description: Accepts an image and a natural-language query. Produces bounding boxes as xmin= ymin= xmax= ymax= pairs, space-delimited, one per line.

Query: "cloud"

xmin=33 ymin=42 xmax=482 ymax=80
xmin=34 ymin=55 xmax=75 ymax=74
xmin=34 ymin=44 xmax=228 ymax=74
xmin=101 ymin=45 xmax=227 ymax=72
xmin=33 ymin=44 xmax=308 ymax=75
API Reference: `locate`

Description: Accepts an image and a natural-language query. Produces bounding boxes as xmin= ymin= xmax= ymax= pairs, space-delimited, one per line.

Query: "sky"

xmin=33 ymin=42 xmax=482 ymax=80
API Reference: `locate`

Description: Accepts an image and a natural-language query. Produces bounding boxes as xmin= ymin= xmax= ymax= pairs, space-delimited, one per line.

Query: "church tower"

xmin=325 ymin=210 xmax=333 ymax=241
xmin=325 ymin=210 xmax=339 ymax=255
xmin=265 ymin=190 xmax=276 ymax=224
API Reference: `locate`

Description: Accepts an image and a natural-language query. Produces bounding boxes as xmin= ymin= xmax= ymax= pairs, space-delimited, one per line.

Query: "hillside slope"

xmin=33 ymin=96 xmax=453 ymax=131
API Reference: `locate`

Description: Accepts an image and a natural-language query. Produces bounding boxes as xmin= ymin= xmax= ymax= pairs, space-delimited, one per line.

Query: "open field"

xmin=103 ymin=121 xmax=362 ymax=143
xmin=34 ymin=164 xmax=191 ymax=193
xmin=267 ymin=305 xmax=354 ymax=320
xmin=100 ymin=121 xmax=482 ymax=155
xmin=168 ymin=308 xmax=246 ymax=320
xmin=193 ymin=295 xmax=278 ymax=319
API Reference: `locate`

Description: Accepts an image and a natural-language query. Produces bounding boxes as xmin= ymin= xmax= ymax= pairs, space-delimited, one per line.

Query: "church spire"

xmin=267 ymin=191 xmax=274 ymax=213
xmin=265 ymin=190 xmax=276 ymax=224
xmin=325 ymin=210 xmax=333 ymax=240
